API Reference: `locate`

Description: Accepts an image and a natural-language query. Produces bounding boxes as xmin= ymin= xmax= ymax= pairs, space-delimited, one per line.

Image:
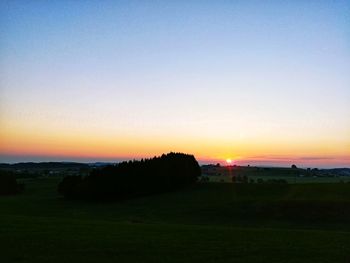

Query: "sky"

xmin=0 ymin=0 xmax=349 ymax=167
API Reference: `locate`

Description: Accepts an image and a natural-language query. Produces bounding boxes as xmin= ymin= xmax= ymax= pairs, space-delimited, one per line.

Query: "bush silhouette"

xmin=58 ymin=152 xmax=201 ymax=200
xmin=0 ymin=170 xmax=22 ymax=195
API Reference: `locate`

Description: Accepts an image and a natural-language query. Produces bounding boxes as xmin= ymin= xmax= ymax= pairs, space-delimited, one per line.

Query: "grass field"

xmin=1 ymin=177 xmax=350 ymax=262
xmin=206 ymin=174 xmax=350 ymax=184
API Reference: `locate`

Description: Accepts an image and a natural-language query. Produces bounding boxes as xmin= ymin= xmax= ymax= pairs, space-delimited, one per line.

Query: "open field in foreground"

xmin=1 ymin=178 xmax=350 ymax=263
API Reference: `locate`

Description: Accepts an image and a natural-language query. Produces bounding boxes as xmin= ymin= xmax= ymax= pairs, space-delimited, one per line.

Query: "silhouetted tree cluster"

xmin=58 ymin=152 xmax=201 ymax=200
xmin=0 ymin=170 xmax=23 ymax=195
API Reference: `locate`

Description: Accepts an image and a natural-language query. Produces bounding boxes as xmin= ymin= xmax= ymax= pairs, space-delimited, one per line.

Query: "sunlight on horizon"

xmin=0 ymin=1 xmax=349 ymax=167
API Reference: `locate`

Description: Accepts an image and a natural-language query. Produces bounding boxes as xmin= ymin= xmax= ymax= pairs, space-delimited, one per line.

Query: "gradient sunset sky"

xmin=1 ymin=1 xmax=349 ymax=167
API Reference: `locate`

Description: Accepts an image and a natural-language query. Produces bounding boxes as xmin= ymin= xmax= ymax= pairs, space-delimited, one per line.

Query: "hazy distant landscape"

xmin=1 ymin=161 xmax=350 ymax=182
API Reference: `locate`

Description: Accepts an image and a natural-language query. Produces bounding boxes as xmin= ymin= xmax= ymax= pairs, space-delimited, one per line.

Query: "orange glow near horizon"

xmin=1 ymin=120 xmax=349 ymax=167
xmin=1 ymin=101 xmax=349 ymax=167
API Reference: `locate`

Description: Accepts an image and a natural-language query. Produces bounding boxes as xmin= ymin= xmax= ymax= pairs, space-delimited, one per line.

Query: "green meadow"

xmin=1 ymin=177 xmax=350 ymax=263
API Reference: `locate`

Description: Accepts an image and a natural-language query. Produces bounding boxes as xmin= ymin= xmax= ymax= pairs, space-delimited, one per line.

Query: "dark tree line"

xmin=58 ymin=152 xmax=201 ymax=200
xmin=0 ymin=170 xmax=23 ymax=195
xmin=0 ymin=162 xmax=89 ymax=170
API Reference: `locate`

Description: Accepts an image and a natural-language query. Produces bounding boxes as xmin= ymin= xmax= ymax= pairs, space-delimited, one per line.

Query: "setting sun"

xmin=226 ymin=159 xmax=232 ymax=164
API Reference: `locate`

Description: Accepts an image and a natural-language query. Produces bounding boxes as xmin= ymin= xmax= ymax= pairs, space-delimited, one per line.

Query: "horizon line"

xmin=1 ymin=154 xmax=349 ymax=169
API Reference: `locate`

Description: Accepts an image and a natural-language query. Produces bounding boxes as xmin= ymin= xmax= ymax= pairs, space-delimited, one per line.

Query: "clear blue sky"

xmin=1 ymin=0 xmax=349 ymax=167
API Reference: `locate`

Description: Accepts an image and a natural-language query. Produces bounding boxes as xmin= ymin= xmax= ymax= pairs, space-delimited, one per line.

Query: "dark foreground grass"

xmin=1 ymin=215 xmax=350 ymax=263
xmin=1 ymin=178 xmax=350 ymax=262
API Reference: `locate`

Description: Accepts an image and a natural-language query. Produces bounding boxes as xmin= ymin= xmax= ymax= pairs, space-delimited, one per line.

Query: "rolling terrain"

xmin=0 ymin=177 xmax=350 ymax=262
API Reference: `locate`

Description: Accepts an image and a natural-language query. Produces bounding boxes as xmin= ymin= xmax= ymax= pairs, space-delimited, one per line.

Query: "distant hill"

xmin=0 ymin=162 xmax=90 ymax=170
xmin=321 ymin=168 xmax=350 ymax=176
xmin=201 ymin=165 xmax=350 ymax=178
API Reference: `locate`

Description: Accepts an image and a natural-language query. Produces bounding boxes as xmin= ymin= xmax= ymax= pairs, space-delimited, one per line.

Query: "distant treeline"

xmin=0 ymin=162 xmax=89 ymax=170
xmin=58 ymin=152 xmax=201 ymax=200
xmin=0 ymin=170 xmax=23 ymax=195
